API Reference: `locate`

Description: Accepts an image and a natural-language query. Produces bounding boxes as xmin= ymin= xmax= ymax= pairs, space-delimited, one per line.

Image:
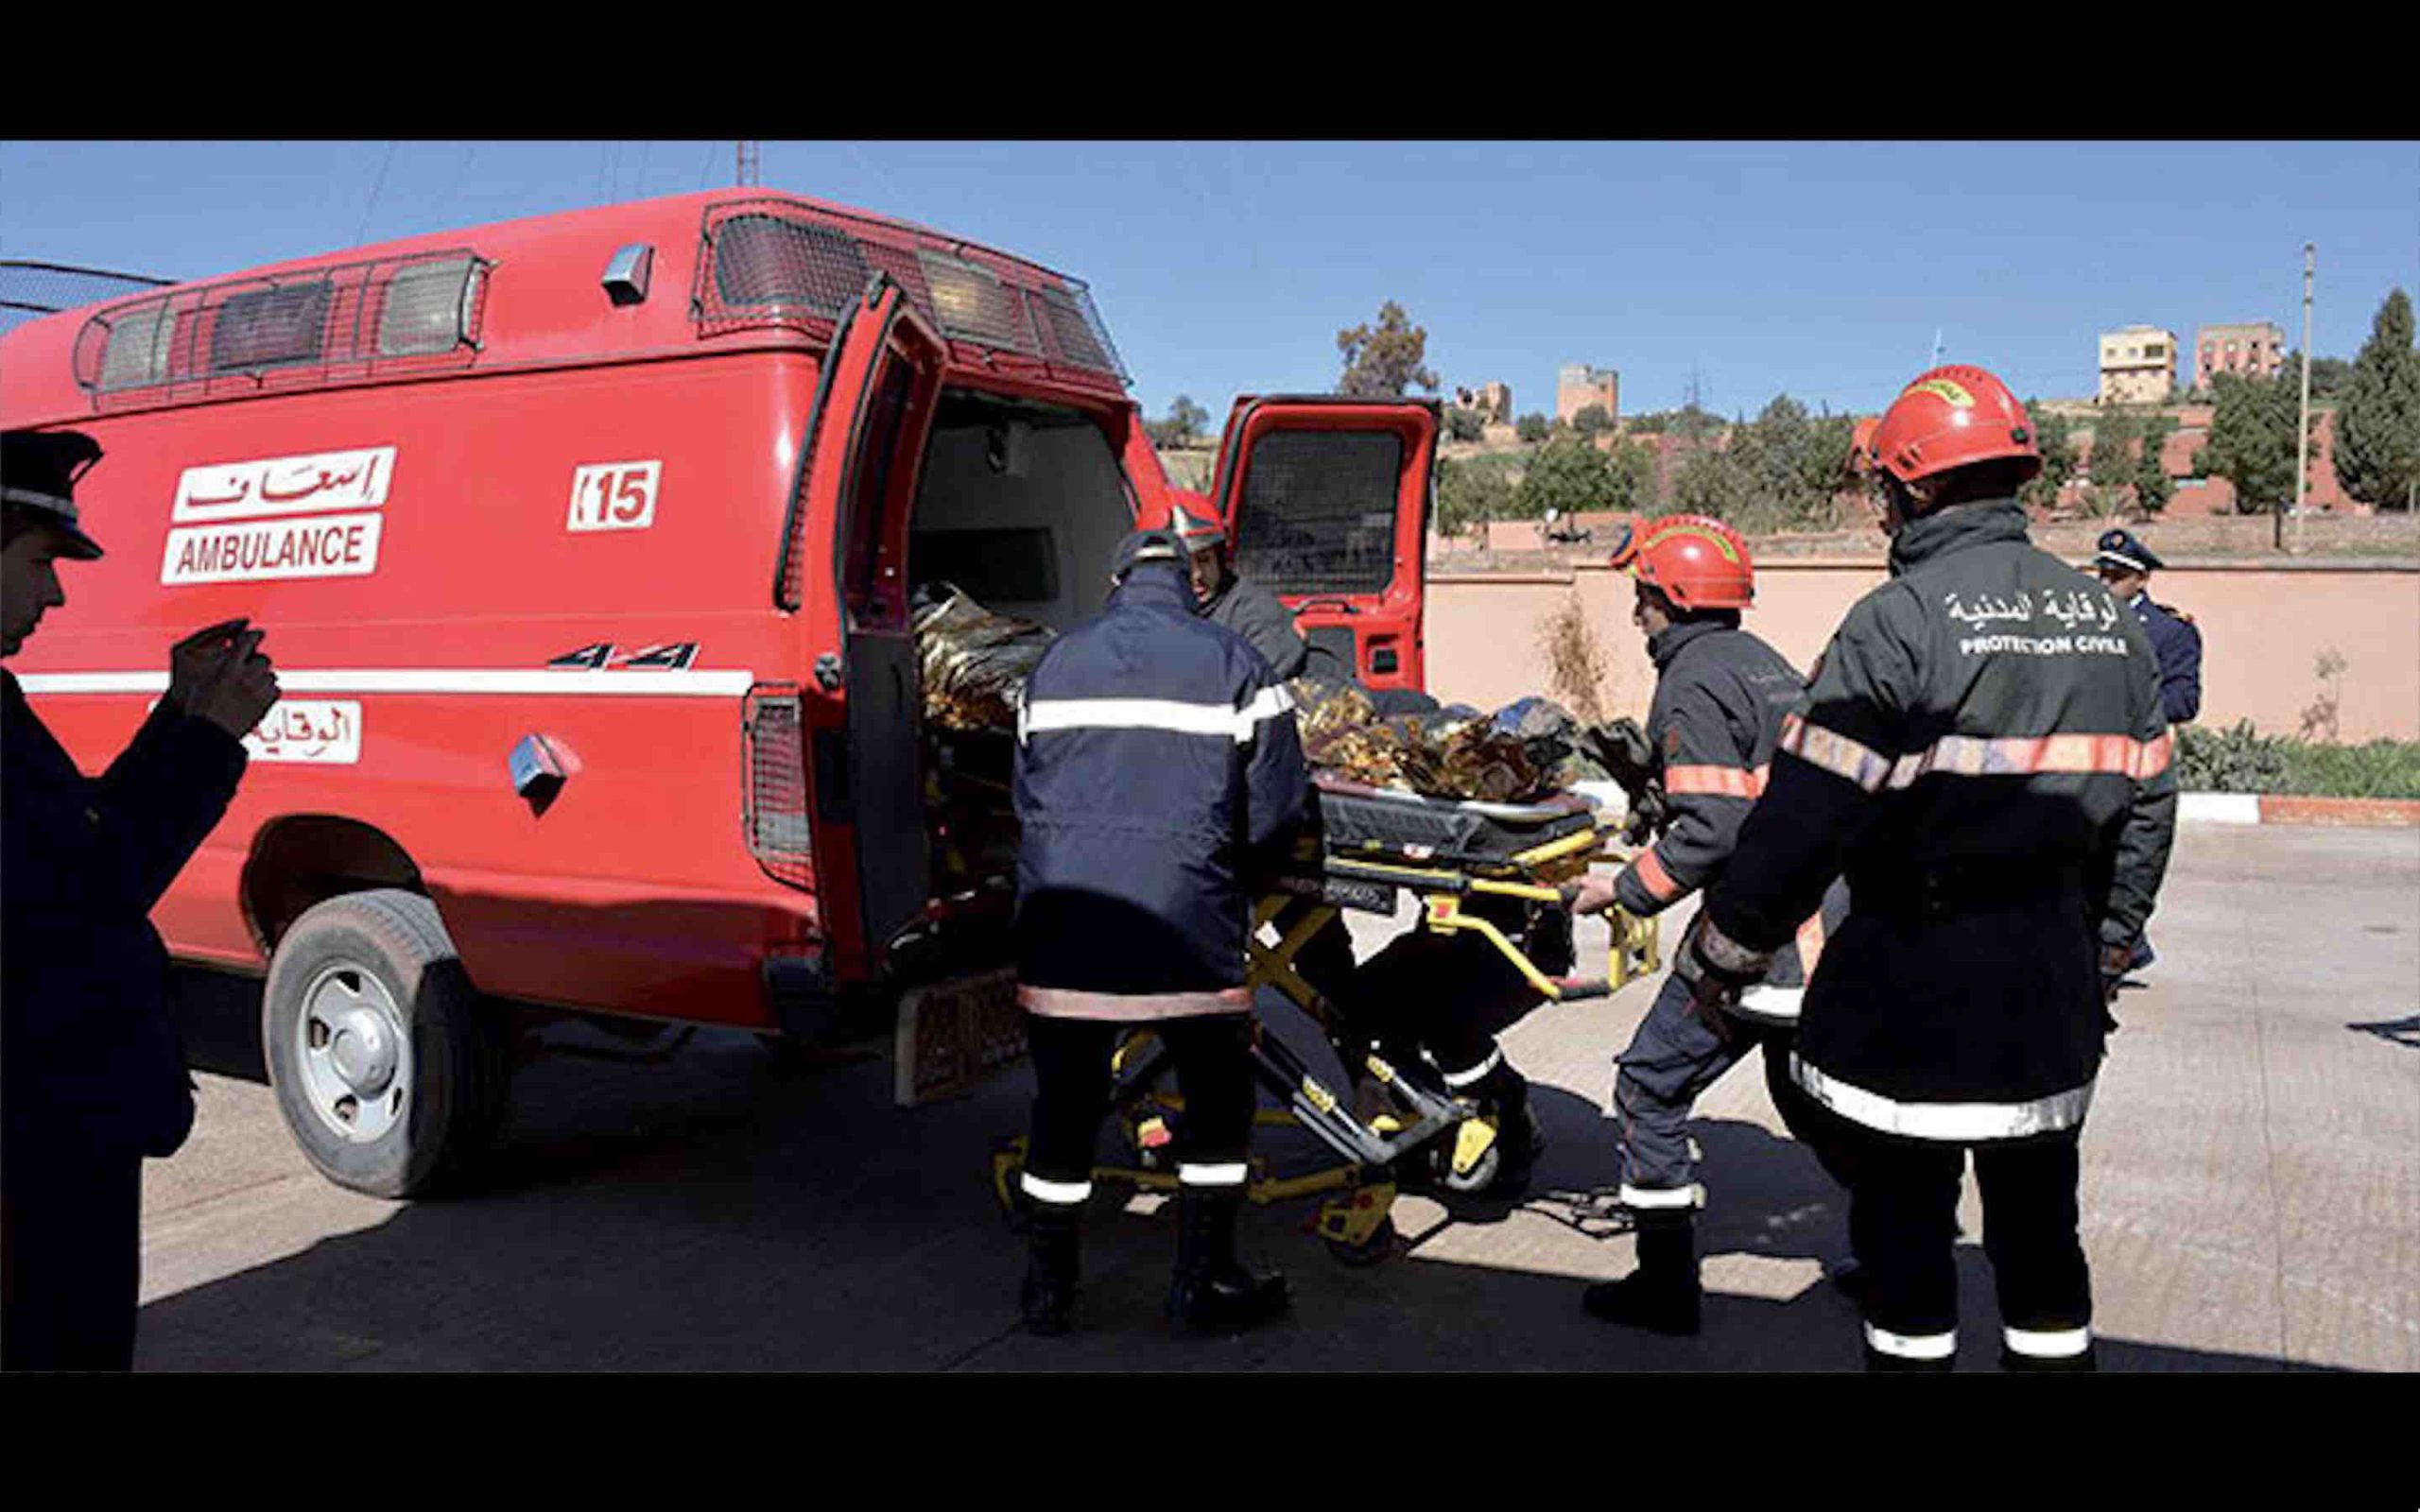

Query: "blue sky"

xmin=5 ymin=140 xmax=2412 ymax=421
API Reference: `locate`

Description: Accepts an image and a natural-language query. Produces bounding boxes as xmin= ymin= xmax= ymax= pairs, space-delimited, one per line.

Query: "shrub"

xmin=2174 ymin=721 xmax=2420 ymax=798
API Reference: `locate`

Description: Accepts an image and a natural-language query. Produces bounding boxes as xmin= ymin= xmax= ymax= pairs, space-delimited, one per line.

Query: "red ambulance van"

xmin=1 ymin=189 xmax=1437 ymax=1196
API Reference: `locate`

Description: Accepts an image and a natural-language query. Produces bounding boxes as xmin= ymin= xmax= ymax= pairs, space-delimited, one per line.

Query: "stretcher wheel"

xmin=1322 ymin=1215 xmax=1397 ymax=1267
xmin=1438 ymin=1140 xmax=1501 ymax=1195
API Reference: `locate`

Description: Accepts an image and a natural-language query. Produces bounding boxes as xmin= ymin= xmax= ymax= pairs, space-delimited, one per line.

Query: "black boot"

xmin=1019 ymin=1200 xmax=1081 ymax=1336
xmin=1581 ymin=1213 xmax=1702 ymax=1335
xmin=1167 ymin=1188 xmax=1289 ymax=1334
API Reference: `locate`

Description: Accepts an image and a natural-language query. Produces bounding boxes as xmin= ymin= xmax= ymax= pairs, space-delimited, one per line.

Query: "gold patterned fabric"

xmin=912 ymin=588 xmax=1057 ymax=732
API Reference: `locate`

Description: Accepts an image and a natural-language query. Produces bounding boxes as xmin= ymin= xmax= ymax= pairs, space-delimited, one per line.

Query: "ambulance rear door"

xmin=792 ymin=277 xmax=946 ymax=963
xmin=1209 ymin=395 xmax=1437 ymax=692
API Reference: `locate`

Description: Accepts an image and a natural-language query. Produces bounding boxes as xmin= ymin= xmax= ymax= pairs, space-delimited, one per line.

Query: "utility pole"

xmin=2290 ymin=242 xmax=2315 ymax=554
xmin=735 ymin=141 xmax=760 ymax=187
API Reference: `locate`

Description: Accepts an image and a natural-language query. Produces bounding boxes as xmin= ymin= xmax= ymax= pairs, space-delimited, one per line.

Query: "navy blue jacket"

xmin=1012 ymin=563 xmax=1309 ymax=1021
xmin=2127 ymin=591 xmax=2203 ymax=725
xmin=3 ymin=669 xmax=246 ymax=1158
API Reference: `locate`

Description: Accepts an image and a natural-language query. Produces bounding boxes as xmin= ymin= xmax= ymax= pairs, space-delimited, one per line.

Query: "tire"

xmin=262 ymin=889 xmax=511 ymax=1198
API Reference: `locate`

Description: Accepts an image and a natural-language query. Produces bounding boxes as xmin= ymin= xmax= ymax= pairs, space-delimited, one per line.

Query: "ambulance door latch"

xmin=509 ymin=732 xmax=573 ymax=812
xmin=814 ymin=652 xmax=844 ymax=692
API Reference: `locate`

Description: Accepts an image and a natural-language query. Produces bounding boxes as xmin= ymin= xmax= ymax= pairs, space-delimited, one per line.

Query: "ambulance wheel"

xmin=1323 ymin=1215 xmax=1398 ymax=1268
xmin=263 ymin=889 xmax=512 ymax=1199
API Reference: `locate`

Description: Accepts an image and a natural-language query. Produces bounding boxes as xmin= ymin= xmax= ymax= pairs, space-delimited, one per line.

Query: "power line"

xmin=354 ymin=140 xmax=398 ymax=248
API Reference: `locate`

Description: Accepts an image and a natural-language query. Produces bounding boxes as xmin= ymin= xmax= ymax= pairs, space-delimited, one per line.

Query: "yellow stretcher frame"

xmin=991 ymin=814 xmax=1662 ymax=1264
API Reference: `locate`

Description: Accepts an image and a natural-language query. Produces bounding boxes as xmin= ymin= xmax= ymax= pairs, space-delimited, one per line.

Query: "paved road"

xmin=134 ymin=823 xmax=2418 ymax=1371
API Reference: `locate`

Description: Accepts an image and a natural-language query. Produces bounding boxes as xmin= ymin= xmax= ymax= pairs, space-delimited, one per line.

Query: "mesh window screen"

xmin=210 ymin=282 xmax=332 ymax=372
xmin=378 ymin=257 xmax=482 ymax=356
xmin=1232 ymin=430 xmax=1404 ymax=596
xmin=915 ymin=250 xmax=1036 ymax=353
xmin=711 ymin=214 xmax=871 ymax=317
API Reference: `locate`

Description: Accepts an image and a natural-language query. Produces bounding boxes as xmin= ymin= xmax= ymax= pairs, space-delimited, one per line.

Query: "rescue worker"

xmin=2093 ymin=528 xmax=2202 ymax=727
xmin=3 ymin=428 xmax=279 ymax=1370
xmin=1172 ymin=491 xmax=1336 ymax=684
xmin=1564 ymin=514 xmax=1849 ymax=1336
xmin=1011 ymin=526 xmax=1310 ymax=1336
xmin=1676 ymin=366 xmax=2177 ymax=1372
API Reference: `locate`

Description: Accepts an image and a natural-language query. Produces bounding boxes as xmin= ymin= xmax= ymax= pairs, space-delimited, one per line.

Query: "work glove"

xmin=1672 ymin=913 xmax=1771 ymax=1038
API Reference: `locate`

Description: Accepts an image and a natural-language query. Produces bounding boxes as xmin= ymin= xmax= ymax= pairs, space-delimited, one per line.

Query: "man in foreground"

xmin=1010 ymin=527 xmax=1309 ymax=1336
xmin=3 ymin=427 xmax=279 ymax=1370
xmin=1673 ymin=367 xmax=2176 ymax=1371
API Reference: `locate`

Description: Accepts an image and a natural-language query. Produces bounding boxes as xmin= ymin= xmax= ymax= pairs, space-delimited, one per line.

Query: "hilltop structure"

xmin=2194 ymin=321 xmax=2286 ymax=391
xmin=1556 ymin=363 xmax=1619 ymax=422
xmin=2099 ymin=325 xmax=2178 ymax=404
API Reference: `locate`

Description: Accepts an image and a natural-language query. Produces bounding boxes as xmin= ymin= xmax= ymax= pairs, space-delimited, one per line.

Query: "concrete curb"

xmin=2179 ymin=792 xmax=2420 ymax=828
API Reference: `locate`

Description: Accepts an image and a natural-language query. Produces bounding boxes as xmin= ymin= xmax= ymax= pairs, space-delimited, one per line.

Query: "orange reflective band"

xmin=1631 ymin=848 xmax=1682 ymax=903
xmin=1885 ymin=730 xmax=2174 ymax=787
xmin=1778 ymin=713 xmax=1893 ymax=792
xmin=1781 ymin=713 xmax=2174 ymax=791
xmin=1795 ymin=912 xmax=1827 ymax=977
xmin=1664 ymin=764 xmax=1769 ymax=799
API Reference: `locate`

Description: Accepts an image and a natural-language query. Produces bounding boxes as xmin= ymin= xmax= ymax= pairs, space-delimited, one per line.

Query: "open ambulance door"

xmin=793 ymin=277 xmax=946 ymax=968
xmin=1209 ymin=396 xmax=1438 ymax=693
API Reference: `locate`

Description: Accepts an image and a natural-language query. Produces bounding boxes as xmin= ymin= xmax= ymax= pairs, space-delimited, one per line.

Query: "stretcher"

xmin=990 ymin=774 xmax=1662 ymax=1265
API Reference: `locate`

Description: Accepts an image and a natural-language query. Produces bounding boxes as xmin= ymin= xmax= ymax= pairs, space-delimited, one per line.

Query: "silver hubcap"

xmin=296 ymin=964 xmax=412 ymax=1143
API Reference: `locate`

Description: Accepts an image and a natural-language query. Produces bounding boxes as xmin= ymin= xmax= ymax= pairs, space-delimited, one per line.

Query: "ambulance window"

xmin=715 ymin=215 xmax=870 ymax=318
xmin=841 ymin=360 xmax=915 ymax=629
xmin=97 ymin=301 xmax=173 ymax=391
xmin=1233 ymin=430 xmax=1403 ymax=597
xmin=378 ymin=257 xmax=483 ymax=356
xmin=210 ymin=282 xmax=332 ymax=372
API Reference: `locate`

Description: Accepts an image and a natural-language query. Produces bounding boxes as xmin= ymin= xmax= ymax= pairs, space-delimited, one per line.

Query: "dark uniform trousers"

xmin=1791 ymin=1089 xmax=2091 ymax=1363
xmin=1025 ymin=1015 xmax=1256 ymax=1189
xmin=1 ymin=1139 xmax=144 ymax=1371
xmin=1614 ymin=972 xmax=1809 ymax=1195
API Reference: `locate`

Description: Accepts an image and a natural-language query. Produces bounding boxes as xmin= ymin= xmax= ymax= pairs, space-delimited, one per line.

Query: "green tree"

xmin=1145 ymin=393 xmax=1210 ymax=448
xmin=1433 ymin=455 xmax=1512 ymax=538
xmin=1604 ymin=438 xmax=1655 ymax=513
xmin=2019 ymin=399 xmax=2078 ymax=511
xmin=1443 ymin=405 xmax=1485 ymax=443
xmin=1571 ymin=404 xmax=1615 ymax=438
xmin=2333 ymin=288 xmax=2420 ymax=510
xmin=2135 ymin=413 xmax=2178 ymax=516
xmin=2197 ymin=371 xmax=2313 ymax=516
xmin=1669 ymin=444 xmax=1749 ymax=522
xmin=1720 ymin=395 xmax=1856 ymax=530
xmin=1335 ymin=300 xmax=1439 ymax=398
xmin=2086 ymin=408 xmax=2141 ymax=513
xmin=1513 ymin=434 xmax=1616 ymax=520
xmin=1515 ymin=411 xmax=1550 ymax=444
xmin=2307 ymin=355 xmax=2352 ymax=403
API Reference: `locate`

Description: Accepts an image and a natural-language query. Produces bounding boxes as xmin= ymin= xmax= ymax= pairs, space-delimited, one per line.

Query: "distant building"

xmin=1556 ymin=363 xmax=1619 ymax=423
xmin=2194 ymin=321 xmax=2286 ymax=391
xmin=1454 ymin=381 xmax=1513 ymax=424
xmin=2098 ymin=325 xmax=2177 ymax=405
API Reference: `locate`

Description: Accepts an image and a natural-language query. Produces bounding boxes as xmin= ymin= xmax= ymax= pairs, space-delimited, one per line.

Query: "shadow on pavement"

xmin=141 ymin=984 xmax=2326 ymax=1372
xmin=2346 ymin=1014 xmax=2420 ymax=1050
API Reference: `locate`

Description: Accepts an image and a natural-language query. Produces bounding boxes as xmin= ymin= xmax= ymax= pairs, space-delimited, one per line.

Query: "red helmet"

xmin=1617 ymin=514 xmax=1754 ymax=610
xmin=1169 ymin=490 xmax=1223 ymax=551
xmin=1865 ymin=364 xmax=2041 ymax=486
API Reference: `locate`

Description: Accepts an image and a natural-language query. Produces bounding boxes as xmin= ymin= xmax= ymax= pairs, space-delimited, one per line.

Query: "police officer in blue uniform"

xmin=2093 ymin=529 xmax=2201 ymax=727
xmin=2092 ymin=529 xmax=2199 ymax=976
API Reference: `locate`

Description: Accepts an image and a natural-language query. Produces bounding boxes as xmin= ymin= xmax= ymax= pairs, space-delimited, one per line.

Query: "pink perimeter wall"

xmin=1426 ymin=562 xmax=2420 ymax=742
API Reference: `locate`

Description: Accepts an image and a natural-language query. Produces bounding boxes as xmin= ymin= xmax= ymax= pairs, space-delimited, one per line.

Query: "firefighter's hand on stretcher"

xmin=1564 ymin=870 xmax=1620 ymax=918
